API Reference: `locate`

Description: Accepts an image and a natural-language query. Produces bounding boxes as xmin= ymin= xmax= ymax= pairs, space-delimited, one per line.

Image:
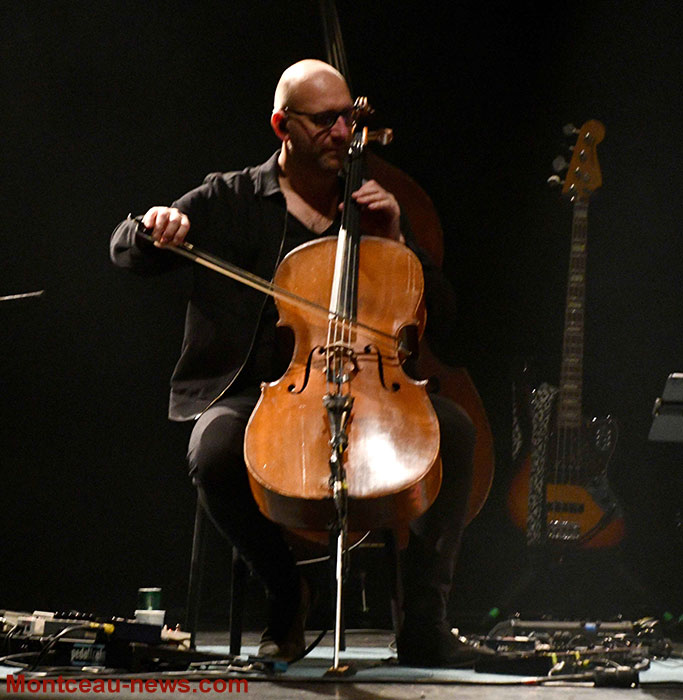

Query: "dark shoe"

xmin=257 ymin=576 xmax=311 ymax=662
xmin=397 ymin=624 xmax=490 ymax=668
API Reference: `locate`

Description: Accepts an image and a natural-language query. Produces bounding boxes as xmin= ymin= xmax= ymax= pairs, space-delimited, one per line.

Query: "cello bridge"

xmin=322 ymin=342 xmax=358 ymax=385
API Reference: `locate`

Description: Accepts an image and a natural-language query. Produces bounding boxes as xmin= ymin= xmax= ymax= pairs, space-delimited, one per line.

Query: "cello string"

xmin=341 ymin=149 xmax=361 ymax=392
xmin=330 ymin=128 xmax=363 ymax=396
xmin=327 ymin=217 xmax=349 ymax=396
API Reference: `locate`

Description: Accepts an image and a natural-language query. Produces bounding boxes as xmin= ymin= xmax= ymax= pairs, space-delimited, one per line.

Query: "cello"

xmin=244 ymin=99 xmax=446 ymax=671
xmin=244 ymin=108 xmax=442 ymax=532
xmin=319 ymin=0 xmax=494 ymax=525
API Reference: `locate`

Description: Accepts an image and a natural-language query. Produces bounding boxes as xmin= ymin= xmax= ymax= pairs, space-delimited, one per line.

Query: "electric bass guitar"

xmin=508 ymin=120 xmax=625 ymax=549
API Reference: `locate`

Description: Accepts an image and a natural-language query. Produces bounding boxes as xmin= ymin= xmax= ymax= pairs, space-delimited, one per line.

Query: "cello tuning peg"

xmin=547 ymin=174 xmax=564 ymax=187
xmin=563 ymin=123 xmax=579 ymax=136
xmin=552 ymin=155 xmax=569 ymax=172
xmin=367 ymin=128 xmax=393 ymax=146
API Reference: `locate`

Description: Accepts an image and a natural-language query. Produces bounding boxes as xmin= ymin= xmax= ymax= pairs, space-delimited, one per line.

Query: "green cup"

xmin=137 ymin=587 xmax=162 ymax=611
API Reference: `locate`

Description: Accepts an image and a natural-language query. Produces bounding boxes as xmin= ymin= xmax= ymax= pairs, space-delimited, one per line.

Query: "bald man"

xmin=111 ymin=59 xmax=476 ymax=667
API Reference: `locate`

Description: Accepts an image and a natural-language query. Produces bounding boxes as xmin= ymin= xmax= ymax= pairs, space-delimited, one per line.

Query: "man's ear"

xmin=271 ymin=111 xmax=289 ymax=140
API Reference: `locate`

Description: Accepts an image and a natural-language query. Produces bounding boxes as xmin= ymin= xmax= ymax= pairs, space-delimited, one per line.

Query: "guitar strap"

xmin=512 ymin=382 xmax=558 ymax=546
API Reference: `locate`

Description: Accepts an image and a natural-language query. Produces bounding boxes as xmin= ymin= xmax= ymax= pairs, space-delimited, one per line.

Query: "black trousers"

xmin=187 ymin=388 xmax=475 ymax=628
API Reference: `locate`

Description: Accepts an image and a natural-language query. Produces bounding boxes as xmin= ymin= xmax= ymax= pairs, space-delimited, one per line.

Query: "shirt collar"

xmin=253 ymin=151 xmax=283 ymax=197
xmin=253 ymin=150 xmax=347 ymax=201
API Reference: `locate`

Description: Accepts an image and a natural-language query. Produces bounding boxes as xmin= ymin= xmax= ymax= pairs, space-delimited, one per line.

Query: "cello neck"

xmin=329 ymin=127 xmax=366 ymax=322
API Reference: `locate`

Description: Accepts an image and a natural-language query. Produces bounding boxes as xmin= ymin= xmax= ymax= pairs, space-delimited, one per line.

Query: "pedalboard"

xmin=1 ymin=609 xmax=197 ymax=671
xmin=474 ymin=617 xmax=668 ymax=677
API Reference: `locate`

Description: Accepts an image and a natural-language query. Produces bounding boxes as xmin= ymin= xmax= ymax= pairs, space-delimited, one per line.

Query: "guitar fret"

xmin=559 ymin=197 xmax=588 ymax=423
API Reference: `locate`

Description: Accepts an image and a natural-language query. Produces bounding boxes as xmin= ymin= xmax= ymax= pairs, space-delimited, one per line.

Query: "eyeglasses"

xmin=283 ymin=106 xmax=355 ymax=129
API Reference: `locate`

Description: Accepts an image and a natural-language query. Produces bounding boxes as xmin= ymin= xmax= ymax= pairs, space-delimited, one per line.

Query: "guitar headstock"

xmin=553 ymin=120 xmax=605 ymax=202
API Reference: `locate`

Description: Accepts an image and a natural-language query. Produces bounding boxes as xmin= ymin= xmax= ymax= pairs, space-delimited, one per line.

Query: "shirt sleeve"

xmin=109 ymin=173 xmax=224 ymax=274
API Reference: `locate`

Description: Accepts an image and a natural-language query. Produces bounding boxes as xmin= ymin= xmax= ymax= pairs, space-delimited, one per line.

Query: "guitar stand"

xmin=649 ymin=372 xmax=683 ymax=442
xmin=484 ymin=541 xmax=661 ymax=630
xmin=322 ymin=392 xmax=356 ymax=676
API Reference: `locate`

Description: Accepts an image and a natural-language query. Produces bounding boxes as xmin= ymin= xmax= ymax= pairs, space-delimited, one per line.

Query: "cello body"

xmin=366 ymin=153 xmax=495 ymax=524
xmin=244 ymin=236 xmax=442 ymax=531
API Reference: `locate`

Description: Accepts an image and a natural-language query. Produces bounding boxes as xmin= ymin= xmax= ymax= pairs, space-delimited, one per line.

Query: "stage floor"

xmin=2 ymin=629 xmax=681 ymax=699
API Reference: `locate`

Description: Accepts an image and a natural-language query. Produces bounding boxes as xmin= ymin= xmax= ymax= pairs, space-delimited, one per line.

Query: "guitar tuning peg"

xmin=563 ymin=123 xmax=579 ymax=136
xmin=547 ymin=174 xmax=564 ymax=187
xmin=552 ymin=155 xmax=569 ymax=172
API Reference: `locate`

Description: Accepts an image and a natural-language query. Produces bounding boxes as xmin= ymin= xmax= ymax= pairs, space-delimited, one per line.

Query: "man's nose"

xmin=330 ymin=115 xmax=351 ymax=138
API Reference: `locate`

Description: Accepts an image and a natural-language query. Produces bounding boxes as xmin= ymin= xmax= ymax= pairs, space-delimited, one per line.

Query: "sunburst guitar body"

xmin=509 ymin=381 xmax=624 ymax=548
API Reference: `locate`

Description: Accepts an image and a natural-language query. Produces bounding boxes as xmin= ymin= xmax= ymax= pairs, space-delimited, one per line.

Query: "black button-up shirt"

xmin=110 ymin=152 xmax=457 ymax=421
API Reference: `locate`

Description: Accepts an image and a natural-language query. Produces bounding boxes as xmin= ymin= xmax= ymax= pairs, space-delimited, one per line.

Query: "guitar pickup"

xmin=547 ymin=520 xmax=581 ymax=541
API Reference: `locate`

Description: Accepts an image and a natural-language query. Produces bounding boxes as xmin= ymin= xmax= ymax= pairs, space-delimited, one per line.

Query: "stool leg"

xmin=229 ymin=547 xmax=248 ymax=655
xmin=185 ymin=498 xmax=206 ymax=649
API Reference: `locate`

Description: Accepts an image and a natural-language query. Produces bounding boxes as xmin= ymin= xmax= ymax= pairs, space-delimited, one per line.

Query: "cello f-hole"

xmin=287 ymin=345 xmax=322 ymax=394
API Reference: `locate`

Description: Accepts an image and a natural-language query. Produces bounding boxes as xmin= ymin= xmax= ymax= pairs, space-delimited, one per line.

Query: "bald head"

xmin=273 ymin=59 xmax=351 ymax=112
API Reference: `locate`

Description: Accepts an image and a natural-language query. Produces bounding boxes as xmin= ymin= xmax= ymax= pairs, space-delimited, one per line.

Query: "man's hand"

xmin=142 ymin=206 xmax=190 ymax=247
xmin=349 ymin=180 xmax=404 ymax=242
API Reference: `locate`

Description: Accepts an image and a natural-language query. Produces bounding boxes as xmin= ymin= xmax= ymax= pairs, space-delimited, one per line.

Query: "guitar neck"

xmin=558 ymin=200 xmax=588 ymax=428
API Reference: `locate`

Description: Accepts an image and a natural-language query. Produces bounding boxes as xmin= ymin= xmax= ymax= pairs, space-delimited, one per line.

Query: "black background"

xmin=2 ymin=1 xmax=681 ymax=629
